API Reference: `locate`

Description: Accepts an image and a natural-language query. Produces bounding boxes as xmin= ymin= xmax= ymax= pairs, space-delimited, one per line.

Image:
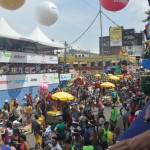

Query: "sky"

xmin=0 ymin=0 xmax=149 ymax=53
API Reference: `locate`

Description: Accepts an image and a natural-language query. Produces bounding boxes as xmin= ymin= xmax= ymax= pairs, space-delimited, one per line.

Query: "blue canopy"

xmin=142 ymin=59 xmax=150 ymax=69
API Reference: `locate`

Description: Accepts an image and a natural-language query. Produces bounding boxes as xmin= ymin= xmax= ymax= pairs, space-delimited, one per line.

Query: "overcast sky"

xmin=0 ymin=0 xmax=149 ymax=53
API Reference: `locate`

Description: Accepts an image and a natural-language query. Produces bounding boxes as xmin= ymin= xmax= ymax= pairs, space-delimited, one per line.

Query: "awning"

xmin=73 ymin=62 xmax=78 ymax=65
xmin=79 ymin=62 xmax=87 ymax=64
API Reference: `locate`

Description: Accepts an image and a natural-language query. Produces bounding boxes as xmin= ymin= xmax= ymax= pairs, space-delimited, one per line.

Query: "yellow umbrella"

xmin=100 ymin=82 xmax=115 ymax=88
xmin=107 ymin=74 xmax=113 ymax=76
xmin=52 ymin=92 xmax=74 ymax=101
xmin=109 ymin=76 xmax=120 ymax=81
xmin=95 ymin=74 xmax=101 ymax=77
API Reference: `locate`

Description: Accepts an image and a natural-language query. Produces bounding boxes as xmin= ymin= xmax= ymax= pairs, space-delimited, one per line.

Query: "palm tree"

xmin=143 ymin=1 xmax=150 ymax=22
xmin=143 ymin=9 xmax=150 ymax=22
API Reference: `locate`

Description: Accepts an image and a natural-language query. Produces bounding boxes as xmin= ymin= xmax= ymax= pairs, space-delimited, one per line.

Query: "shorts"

xmin=35 ymin=135 xmax=42 ymax=143
xmin=113 ymin=98 xmax=117 ymax=103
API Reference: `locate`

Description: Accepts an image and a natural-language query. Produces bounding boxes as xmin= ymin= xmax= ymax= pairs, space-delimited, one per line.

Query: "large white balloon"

xmin=0 ymin=0 xmax=26 ymax=10
xmin=35 ymin=1 xmax=59 ymax=26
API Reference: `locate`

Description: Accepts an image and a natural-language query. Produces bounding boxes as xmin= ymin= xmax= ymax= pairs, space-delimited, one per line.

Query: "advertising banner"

xmin=0 ymin=51 xmax=58 ymax=64
xmin=109 ymin=26 xmax=122 ymax=47
xmin=145 ymin=22 xmax=150 ymax=39
xmin=0 ymin=73 xmax=59 ymax=90
xmin=60 ymin=74 xmax=71 ymax=81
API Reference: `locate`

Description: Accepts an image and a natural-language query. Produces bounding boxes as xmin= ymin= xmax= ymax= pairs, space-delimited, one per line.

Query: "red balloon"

xmin=100 ymin=0 xmax=129 ymax=11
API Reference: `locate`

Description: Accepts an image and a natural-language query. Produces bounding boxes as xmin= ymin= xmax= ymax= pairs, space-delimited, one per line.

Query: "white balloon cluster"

xmin=0 ymin=0 xmax=59 ymax=26
xmin=35 ymin=1 xmax=59 ymax=26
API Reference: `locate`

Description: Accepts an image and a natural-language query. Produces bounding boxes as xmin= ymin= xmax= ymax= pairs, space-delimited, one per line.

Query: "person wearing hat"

xmin=71 ymin=129 xmax=82 ymax=150
xmin=70 ymin=121 xmax=81 ymax=135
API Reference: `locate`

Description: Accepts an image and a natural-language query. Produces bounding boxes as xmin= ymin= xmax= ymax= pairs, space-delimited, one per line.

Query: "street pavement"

xmin=27 ymin=104 xmax=124 ymax=149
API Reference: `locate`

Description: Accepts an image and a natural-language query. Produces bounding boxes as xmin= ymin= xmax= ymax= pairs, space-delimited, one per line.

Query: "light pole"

xmin=99 ymin=3 xmax=104 ymax=72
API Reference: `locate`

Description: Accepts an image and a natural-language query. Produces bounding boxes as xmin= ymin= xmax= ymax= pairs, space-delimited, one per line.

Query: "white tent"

xmin=0 ymin=17 xmax=23 ymax=40
xmin=28 ymin=27 xmax=65 ymax=49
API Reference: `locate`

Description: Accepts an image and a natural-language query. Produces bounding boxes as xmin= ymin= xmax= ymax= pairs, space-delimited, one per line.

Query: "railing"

xmin=74 ymin=66 xmax=108 ymax=70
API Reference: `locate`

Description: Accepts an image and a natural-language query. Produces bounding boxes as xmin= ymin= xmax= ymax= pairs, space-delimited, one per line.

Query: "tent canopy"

xmin=0 ymin=17 xmax=64 ymax=49
xmin=28 ymin=27 xmax=65 ymax=49
xmin=0 ymin=17 xmax=23 ymax=40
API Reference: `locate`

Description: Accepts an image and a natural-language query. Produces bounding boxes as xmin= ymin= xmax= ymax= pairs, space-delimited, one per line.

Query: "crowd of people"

xmin=0 ymin=73 xmax=149 ymax=150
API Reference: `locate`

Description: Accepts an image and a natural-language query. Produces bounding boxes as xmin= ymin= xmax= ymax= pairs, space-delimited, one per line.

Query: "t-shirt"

xmin=107 ymin=131 xmax=114 ymax=143
xmin=55 ymin=123 xmax=66 ymax=136
xmin=111 ymin=91 xmax=117 ymax=99
xmin=51 ymin=143 xmax=62 ymax=150
xmin=110 ymin=109 xmax=118 ymax=121
xmin=13 ymin=106 xmax=22 ymax=117
xmin=83 ymin=145 xmax=94 ymax=150
xmin=25 ymin=106 xmax=32 ymax=115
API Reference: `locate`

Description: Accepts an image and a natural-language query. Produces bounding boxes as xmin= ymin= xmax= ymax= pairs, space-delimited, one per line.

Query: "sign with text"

xmin=109 ymin=26 xmax=122 ymax=47
xmin=0 ymin=51 xmax=58 ymax=64
xmin=0 ymin=73 xmax=59 ymax=90
xmin=60 ymin=74 xmax=71 ymax=81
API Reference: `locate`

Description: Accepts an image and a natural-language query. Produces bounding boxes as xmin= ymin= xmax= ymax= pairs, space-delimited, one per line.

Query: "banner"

xmin=109 ymin=26 xmax=122 ymax=47
xmin=145 ymin=22 xmax=150 ymax=39
xmin=60 ymin=74 xmax=71 ymax=81
xmin=0 ymin=73 xmax=59 ymax=90
xmin=0 ymin=51 xmax=58 ymax=64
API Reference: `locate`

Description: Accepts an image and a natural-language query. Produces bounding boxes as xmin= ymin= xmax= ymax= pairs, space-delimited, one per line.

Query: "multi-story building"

xmin=99 ymin=28 xmax=145 ymax=56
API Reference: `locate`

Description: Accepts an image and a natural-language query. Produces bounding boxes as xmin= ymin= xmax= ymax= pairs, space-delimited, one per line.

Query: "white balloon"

xmin=35 ymin=1 xmax=59 ymax=26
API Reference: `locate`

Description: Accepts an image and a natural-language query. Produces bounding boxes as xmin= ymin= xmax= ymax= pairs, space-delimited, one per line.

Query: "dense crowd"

xmin=0 ymin=73 xmax=148 ymax=150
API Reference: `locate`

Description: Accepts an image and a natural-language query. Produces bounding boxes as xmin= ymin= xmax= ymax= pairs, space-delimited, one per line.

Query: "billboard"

xmin=109 ymin=26 xmax=122 ymax=47
xmin=0 ymin=51 xmax=58 ymax=64
xmin=145 ymin=22 xmax=150 ymax=39
xmin=0 ymin=73 xmax=59 ymax=90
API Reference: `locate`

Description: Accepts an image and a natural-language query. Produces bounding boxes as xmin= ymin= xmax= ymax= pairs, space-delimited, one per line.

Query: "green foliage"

xmin=143 ymin=9 xmax=150 ymax=22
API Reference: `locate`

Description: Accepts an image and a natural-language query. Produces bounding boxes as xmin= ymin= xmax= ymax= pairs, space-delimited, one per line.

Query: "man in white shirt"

xmin=51 ymin=137 xmax=62 ymax=150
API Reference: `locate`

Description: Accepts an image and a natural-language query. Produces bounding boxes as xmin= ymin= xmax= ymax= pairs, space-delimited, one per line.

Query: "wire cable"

xmin=70 ymin=10 xmax=100 ymax=45
xmin=101 ymin=11 xmax=121 ymax=27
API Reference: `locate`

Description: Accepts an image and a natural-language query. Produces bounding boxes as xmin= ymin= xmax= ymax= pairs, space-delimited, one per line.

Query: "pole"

xmin=64 ymin=41 xmax=67 ymax=65
xmin=99 ymin=3 xmax=104 ymax=72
